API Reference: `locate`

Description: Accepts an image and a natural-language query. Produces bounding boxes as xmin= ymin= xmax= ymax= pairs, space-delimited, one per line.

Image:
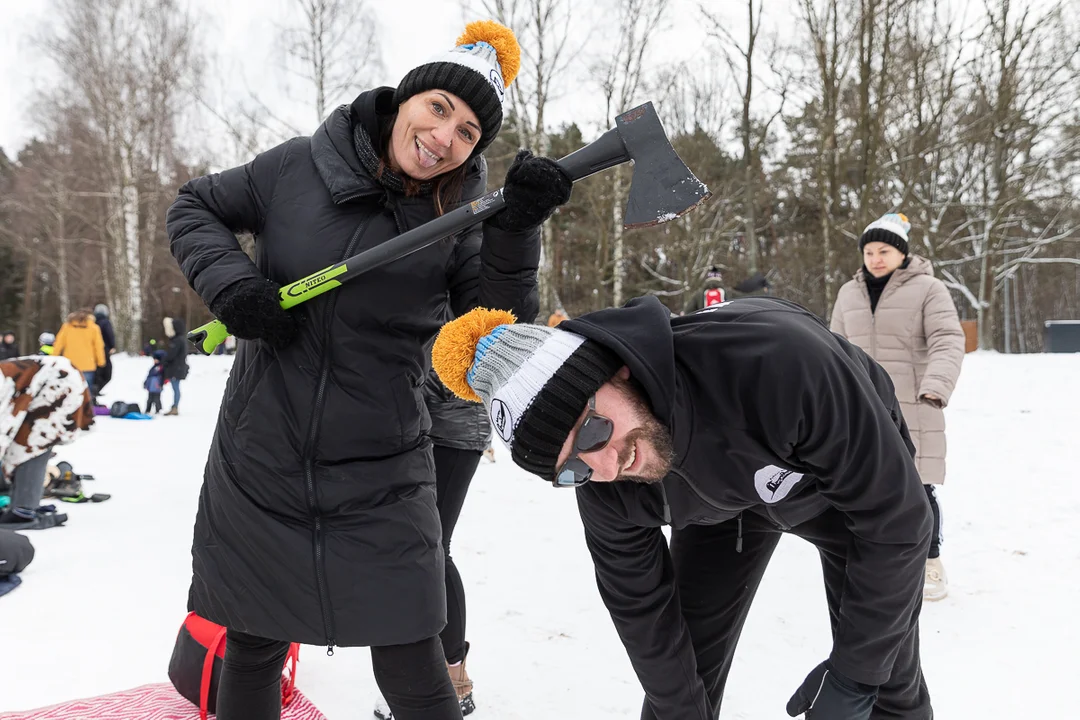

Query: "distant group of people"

xmin=19 ymin=307 xmax=189 ymax=416
xmin=1 ymin=306 xmax=192 ymax=600
xmin=141 ymin=317 xmax=189 ymax=415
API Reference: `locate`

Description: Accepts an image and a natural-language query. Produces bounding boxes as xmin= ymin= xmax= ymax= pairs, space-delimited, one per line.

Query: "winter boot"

xmin=164 ymin=407 xmax=179 ymax=416
xmin=924 ymin=558 xmax=948 ymax=601
xmin=0 ymin=506 xmax=68 ymax=530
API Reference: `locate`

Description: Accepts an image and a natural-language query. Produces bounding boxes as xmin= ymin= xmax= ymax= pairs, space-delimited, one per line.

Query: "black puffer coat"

xmin=162 ymin=317 xmax=188 ymax=380
xmin=166 ymin=88 xmax=539 ymax=648
xmin=424 ymin=367 xmax=491 ymax=452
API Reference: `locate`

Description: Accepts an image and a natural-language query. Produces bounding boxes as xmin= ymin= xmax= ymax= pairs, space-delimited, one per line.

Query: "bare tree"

xmin=42 ymin=0 xmax=200 ymax=351
xmin=949 ymin=0 xmax=1079 ymax=348
xmin=703 ymin=0 xmax=789 ymax=276
xmin=593 ymin=0 xmax=670 ymax=307
xmin=799 ymin=0 xmax=856 ymax=317
xmin=853 ymin=0 xmax=904 ymax=229
xmin=464 ymin=0 xmax=579 ymax=314
xmin=280 ymin=0 xmax=384 ymax=125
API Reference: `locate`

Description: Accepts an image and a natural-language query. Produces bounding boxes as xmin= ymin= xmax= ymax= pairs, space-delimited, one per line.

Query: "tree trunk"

xmin=743 ymin=0 xmax=758 ymax=274
xmin=54 ymin=191 xmax=70 ymax=319
xmin=113 ymin=142 xmax=143 ymax=352
xmin=19 ymin=251 xmax=37 ymax=352
xmin=612 ymin=168 xmax=626 ymax=307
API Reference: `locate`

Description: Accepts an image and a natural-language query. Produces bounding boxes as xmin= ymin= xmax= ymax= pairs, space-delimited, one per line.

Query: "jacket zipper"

xmin=303 ymin=216 xmax=372 ymax=655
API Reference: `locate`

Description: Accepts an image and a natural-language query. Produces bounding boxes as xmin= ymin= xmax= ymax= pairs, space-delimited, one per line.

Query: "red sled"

xmin=0 ymin=683 xmax=325 ymax=720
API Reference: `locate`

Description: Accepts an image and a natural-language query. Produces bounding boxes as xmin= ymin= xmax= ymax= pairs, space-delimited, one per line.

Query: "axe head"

xmin=616 ymin=102 xmax=711 ymax=229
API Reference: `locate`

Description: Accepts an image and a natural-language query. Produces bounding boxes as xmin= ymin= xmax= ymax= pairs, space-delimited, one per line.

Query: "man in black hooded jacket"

xmin=432 ymin=295 xmax=933 ymax=720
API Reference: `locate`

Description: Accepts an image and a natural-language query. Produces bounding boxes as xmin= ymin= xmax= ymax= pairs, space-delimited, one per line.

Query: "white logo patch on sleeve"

xmin=754 ymin=465 xmax=805 ymax=503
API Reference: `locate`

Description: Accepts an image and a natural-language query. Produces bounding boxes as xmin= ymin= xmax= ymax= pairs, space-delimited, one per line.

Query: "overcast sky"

xmin=0 ymin=0 xmax=742 ymax=163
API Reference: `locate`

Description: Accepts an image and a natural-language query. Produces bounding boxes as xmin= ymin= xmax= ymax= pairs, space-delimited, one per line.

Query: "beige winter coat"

xmin=830 ymin=255 xmax=965 ymax=484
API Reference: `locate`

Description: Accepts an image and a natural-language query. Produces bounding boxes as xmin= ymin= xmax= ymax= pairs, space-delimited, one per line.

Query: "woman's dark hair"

xmin=379 ymin=110 xmax=471 ymax=216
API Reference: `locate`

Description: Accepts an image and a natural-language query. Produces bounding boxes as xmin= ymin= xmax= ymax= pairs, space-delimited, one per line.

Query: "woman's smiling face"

xmin=387 ymin=91 xmax=481 ymax=181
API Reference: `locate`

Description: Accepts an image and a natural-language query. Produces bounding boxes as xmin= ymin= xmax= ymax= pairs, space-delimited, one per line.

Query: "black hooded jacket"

xmin=162 ymin=317 xmax=188 ymax=379
xmin=94 ymin=313 xmax=116 ymax=354
xmin=562 ymin=296 xmax=931 ymax=719
xmin=165 ymin=88 xmax=539 ymax=648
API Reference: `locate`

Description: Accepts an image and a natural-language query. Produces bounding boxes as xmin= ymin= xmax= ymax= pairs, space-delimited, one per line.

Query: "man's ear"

xmin=616 ymin=366 xmax=631 ymax=381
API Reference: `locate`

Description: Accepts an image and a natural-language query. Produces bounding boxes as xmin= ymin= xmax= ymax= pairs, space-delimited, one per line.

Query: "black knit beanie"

xmin=431 ymin=313 xmax=624 ymax=481
xmin=858 ymin=213 xmax=912 ymax=256
xmin=393 ymin=21 xmax=520 ymax=155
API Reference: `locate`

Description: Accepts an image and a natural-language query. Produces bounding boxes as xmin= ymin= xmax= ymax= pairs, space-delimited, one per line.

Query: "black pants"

xmin=146 ymin=392 xmax=162 ymax=414
xmin=94 ymin=358 xmax=113 ymax=394
xmin=924 ymin=485 xmax=942 ymax=559
xmin=640 ymin=510 xmax=932 ymax=720
xmin=433 ymin=445 xmax=483 ymax=665
xmin=218 ymin=630 xmax=461 ymax=720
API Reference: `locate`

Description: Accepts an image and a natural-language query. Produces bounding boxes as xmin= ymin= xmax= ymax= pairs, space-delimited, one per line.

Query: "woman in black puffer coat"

xmin=165 ymin=21 xmax=570 ymax=720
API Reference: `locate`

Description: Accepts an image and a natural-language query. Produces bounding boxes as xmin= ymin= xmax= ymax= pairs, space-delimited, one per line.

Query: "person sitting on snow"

xmin=431 ymin=295 xmax=935 ymax=720
xmin=0 ymin=356 xmax=95 ymax=529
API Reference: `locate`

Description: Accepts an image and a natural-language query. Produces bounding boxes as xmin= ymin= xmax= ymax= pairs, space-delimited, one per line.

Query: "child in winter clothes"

xmin=144 ymin=351 xmax=166 ymax=414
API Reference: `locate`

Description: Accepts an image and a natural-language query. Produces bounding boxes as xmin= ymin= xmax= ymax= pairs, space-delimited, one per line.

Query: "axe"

xmin=188 ymin=101 xmax=710 ymax=354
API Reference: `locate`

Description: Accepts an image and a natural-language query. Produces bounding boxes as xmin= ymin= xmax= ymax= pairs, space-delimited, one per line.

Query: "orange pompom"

xmin=432 ymin=308 xmax=517 ymax=402
xmin=456 ymin=20 xmax=521 ymax=88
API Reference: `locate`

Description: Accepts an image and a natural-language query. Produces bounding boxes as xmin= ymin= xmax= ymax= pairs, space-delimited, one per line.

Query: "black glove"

xmin=489 ymin=149 xmax=573 ymax=232
xmin=786 ymin=661 xmax=877 ymax=719
xmin=209 ymin=277 xmax=298 ymax=350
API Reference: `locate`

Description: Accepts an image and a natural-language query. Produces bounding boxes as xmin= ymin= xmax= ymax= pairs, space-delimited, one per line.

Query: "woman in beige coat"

xmin=831 ymin=213 xmax=965 ymax=601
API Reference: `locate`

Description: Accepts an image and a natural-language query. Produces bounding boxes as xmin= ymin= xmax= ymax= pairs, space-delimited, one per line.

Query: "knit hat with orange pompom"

xmin=394 ymin=20 xmax=521 ymax=154
xmin=432 ymin=309 xmax=623 ymax=479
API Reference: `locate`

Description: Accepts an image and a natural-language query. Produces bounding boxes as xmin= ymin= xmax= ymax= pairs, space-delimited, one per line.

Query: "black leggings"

xmin=217 ymin=630 xmax=461 ymax=720
xmin=433 ymin=445 xmax=483 ymax=665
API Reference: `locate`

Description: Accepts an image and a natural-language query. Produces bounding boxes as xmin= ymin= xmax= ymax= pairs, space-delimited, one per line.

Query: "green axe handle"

xmin=187 ymin=189 xmax=508 ymax=354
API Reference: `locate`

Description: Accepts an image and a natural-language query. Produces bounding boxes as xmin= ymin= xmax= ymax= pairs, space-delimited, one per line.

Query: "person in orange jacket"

xmin=51 ymin=309 xmax=106 ymax=396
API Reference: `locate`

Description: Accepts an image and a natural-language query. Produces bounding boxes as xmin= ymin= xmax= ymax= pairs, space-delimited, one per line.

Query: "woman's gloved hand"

xmin=488 ymin=149 xmax=573 ymax=232
xmin=209 ymin=278 xmax=298 ymax=350
xmin=786 ymin=661 xmax=877 ymax=719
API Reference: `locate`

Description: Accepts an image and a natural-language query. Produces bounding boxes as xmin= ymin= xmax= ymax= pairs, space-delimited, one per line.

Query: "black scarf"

xmin=862 ymin=257 xmax=910 ymax=313
xmin=350 ymin=90 xmax=432 ymax=197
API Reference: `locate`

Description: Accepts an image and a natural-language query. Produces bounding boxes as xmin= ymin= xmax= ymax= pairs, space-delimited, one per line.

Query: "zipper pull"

xmin=735 ymin=513 xmax=743 ymax=553
xmin=326 ymin=644 xmax=335 ymax=657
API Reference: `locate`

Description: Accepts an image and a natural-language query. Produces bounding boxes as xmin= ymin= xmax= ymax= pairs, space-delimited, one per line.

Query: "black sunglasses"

xmin=553 ymin=396 xmax=614 ymax=488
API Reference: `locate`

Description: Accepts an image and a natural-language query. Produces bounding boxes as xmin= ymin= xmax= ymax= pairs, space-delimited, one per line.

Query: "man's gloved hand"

xmin=786 ymin=661 xmax=877 ymax=719
xmin=488 ymin=149 xmax=573 ymax=232
xmin=209 ymin=277 xmax=298 ymax=350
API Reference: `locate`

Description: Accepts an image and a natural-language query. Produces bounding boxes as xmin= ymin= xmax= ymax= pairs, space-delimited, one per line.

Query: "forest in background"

xmin=1 ymin=0 xmax=1077 ymax=352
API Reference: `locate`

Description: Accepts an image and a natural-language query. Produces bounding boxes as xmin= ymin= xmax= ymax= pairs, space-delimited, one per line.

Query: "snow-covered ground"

xmin=2 ymin=350 xmax=1077 ymax=718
